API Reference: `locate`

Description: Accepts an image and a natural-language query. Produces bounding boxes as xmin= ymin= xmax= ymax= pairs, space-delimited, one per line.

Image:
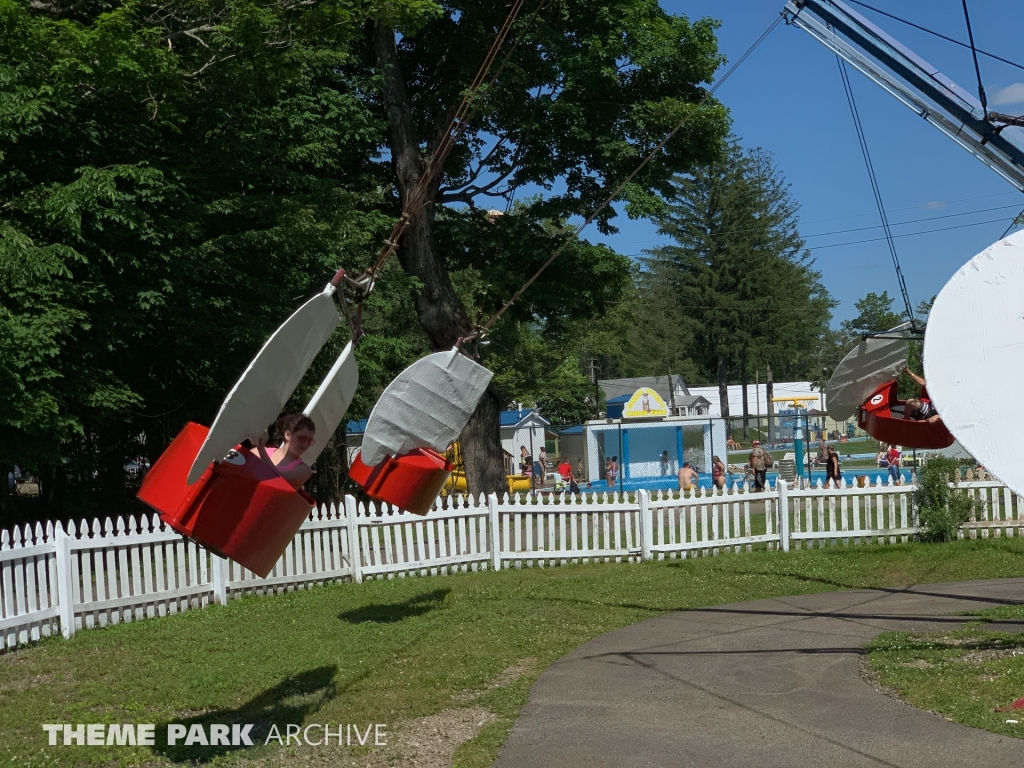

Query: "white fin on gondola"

xmin=359 ymin=349 xmax=493 ymax=467
xmin=187 ymin=286 xmax=342 ymax=484
xmin=825 ymin=322 xmax=912 ymax=422
xmin=925 ymin=230 xmax=1024 ymax=495
xmin=301 ymin=341 xmax=359 ymax=464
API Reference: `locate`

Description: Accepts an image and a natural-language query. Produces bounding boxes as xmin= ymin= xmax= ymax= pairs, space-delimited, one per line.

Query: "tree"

xmin=448 ymin=210 xmax=634 ymax=425
xmin=644 ymin=142 xmax=834 ymax=418
xmin=0 ymin=0 xmax=421 ymax=522
xmin=367 ymin=0 xmax=730 ymax=493
xmin=840 ymin=291 xmax=904 ymax=337
xmin=914 ymin=456 xmax=980 ymax=542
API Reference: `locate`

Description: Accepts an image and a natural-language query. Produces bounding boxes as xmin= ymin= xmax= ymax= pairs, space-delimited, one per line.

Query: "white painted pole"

xmin=54 ymin=527 xmax=75 ymax=638
xmin=488 ymin=493 xmax=501 ymax=571
xmin=638 ymin=489 xmax=652 ymax=561
xmin=211 ymin=554 xmax=228 ymax=605
xmin=778 ymin=479 xmax=790 ymax=552
xmin=344 ymin=495 xmax=363 ymax=584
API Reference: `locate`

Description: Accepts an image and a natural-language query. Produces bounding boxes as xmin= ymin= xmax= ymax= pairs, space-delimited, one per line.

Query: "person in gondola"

xmin=896 ymin=368 xmax=942 ymax=423
xmin=256 ymin=413 xmax=317 ymax=490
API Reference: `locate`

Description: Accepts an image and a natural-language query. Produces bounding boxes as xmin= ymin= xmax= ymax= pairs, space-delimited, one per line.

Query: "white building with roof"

xmin=686 ymin=382 xmax=824 ymax=418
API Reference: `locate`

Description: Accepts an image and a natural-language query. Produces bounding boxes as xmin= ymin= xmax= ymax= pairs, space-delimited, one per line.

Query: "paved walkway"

xmin=495 ymin=578 xmax=1024 ymax=768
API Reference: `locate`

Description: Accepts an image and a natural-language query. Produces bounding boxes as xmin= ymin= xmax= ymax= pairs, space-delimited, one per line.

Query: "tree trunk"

xmin=766 ymin=364 xmax=775 ymax=444
xmin=372 ymin=22 xmax=506 ymax=497
xmin=0 ymin=462 xmax=10 ymax=529
xmin=717 ymin=354 xmax=730 ymax=440
xmin=314 ymin=424 xmax=348 ymax=507
xmin=740 ymin=346 xmax=749 ymax=440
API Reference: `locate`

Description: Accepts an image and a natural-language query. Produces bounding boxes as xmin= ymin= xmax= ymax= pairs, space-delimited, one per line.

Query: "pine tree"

xmin=644 ymin=141 xmax=834 ymax=418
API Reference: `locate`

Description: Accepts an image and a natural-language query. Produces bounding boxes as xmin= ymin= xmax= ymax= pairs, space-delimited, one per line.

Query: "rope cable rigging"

xmin=340 ymin=0 xmax=544 ymax=314
xmin=475 ymin=13 xmax=784 ymax=336
xmin=835 ymin=55 xmax=918 ymax=329
xmin=844 ymin=0 xmax=1024 ymax=74
xmin=959 ymin=0 xmax=987 ymax=116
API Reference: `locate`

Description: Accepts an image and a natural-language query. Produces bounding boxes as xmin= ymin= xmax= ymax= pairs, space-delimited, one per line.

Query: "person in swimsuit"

xmin=896 ymin=368 xmax=941 ymax=423
xmin=257 ymin=413 xmax=316 ymax=489
xmin=825 ymin=446 xmax=842 ymax=488
xmin=711 ymin=455 xmax=726 ymax=490
xmin=678 ymin=461 xmax=698 ymax=492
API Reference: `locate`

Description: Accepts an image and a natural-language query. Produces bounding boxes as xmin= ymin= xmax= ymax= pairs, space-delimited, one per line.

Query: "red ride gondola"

xmin=857 ymin=380 xmax=955 ymax=450
xmin=137 ymin=275 xmax=359 ymax=578
xmin=348 ymin=348 xmax=492 ymax=512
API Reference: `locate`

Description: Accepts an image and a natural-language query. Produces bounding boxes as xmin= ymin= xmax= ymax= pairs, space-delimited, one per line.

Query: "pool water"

xmin=591 ymin=468 xmax=914 ymax=493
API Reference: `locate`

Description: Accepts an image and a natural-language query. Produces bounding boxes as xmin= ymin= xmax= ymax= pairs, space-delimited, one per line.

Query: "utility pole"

xmin=588 ymin=357 xmax=601 ymax=418
xmin=741 ymin=346 xmax=749 ymax=440
xmin=755 ymin=369 xmax=760 ymax=440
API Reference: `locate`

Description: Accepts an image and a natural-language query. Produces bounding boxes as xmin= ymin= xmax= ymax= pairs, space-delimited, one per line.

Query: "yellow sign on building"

xmin=623 ymin=387 xmax=669 ymax=418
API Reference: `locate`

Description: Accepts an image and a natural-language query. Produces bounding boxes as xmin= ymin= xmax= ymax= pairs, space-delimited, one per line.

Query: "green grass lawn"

xmin=2 ymin=539 xmax=1024 ymax=767
xmin=868 ymin=601 xmax=1024 ymax=740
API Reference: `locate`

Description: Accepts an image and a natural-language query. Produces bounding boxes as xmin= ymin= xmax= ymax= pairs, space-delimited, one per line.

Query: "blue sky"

xmin=583 ymin=0 xmax=1024 ymax=324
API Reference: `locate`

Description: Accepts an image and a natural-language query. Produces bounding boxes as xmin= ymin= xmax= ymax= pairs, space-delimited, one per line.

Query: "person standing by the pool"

xmin=825 ymin=446 xmax=842 ymax=488
xmin=886 ymin=444 xmax=902 ymax=485
xmin=748 ymin=440 xmax=770 ymax=492
xmin=712 ymin=455 xmax=726 ymax=490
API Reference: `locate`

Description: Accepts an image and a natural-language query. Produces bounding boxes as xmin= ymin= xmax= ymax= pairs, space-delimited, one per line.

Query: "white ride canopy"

xmin=187 ymin=284 xmax=358 ymax=484
xmin=825 ymin=322 xmax=912 ymax=422
xmin=359 ymin=349 xmax=493 ymax=467
xmin=924 ymin=230 xmax=1024 ymax=496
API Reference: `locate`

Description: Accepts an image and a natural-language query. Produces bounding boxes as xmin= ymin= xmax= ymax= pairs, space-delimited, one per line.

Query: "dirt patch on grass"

xmin=453 ymin=657 xmax=536 ymax=703
xmin=234 ymin=706 xmax=495 ymax=768
xmin=899 ymin=659 xmax=934 ymax=669
xmin=0 ymin=672 xmax=54 ymax=692
xmin=959 ymin=648 xmax=1024 ymax=666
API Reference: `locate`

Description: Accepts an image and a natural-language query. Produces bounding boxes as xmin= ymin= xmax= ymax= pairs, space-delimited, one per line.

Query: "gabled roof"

xmin=676 ymin=395 xmax=711 ymax=408
xmin=598 ymin=375 xmax=690 ymax=405
xmin=500 ymin=408 xmax=551 ymax=428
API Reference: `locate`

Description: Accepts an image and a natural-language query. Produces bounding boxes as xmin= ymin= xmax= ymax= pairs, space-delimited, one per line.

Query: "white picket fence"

xmin=1 ymin=478 xmax=1021 ymax=651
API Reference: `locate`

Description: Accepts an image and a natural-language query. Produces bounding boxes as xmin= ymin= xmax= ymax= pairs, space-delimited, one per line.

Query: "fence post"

xmin=638 ymin=489 xmax=652 ymax=561
xmin=54 ymin=527 xmax=75 ymax=639
xmin=488 ymin=493 xmax=501 ymax=572
xmin=345 ymin=495 xmax=363 ymax=584
xmin=778 ymin=479 xmax=790 ymax=552
xmin=211 ymin=554 xmax=229 ymax=605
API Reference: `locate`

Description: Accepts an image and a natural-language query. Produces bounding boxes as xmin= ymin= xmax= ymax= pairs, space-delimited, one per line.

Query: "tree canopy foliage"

xmin=1 ymin=0 xmax=732 ymax=521
xmin=367 ymin=0 xmax=730 ymax=490
xmin=620 ymin=142 xmax=835 ymax=415
xmin=0 ymin=0 xmax=427 ymax=519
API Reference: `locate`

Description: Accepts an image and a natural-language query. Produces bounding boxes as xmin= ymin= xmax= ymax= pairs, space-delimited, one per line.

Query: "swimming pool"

xmin=591 ymin=467 xmax=914 ymax=493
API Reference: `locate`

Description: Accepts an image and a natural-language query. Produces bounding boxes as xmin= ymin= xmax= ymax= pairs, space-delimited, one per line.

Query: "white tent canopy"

xmin=301 ymin=341 xmax=359 ymax=464
xmin=825 ymin=322 xmax=911 ymax=422
xmin=925 ymin=230 xmax=1024 ymax=495
xmin=187 ymin=286 xmax=343 ymax=484
xmin=359 ymin=349 xmax=493 ymax=467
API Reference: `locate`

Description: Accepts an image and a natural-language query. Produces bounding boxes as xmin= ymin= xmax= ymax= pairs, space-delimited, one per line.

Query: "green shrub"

xmin=913 ymin=457 xmax=982 ymax=542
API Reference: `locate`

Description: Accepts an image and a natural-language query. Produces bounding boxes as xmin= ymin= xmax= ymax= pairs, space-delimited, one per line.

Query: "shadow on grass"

xmin=154 ymin=665 xmax=337 ymax=763
xmin=339 ymin=588 xmax=450 ymax=624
